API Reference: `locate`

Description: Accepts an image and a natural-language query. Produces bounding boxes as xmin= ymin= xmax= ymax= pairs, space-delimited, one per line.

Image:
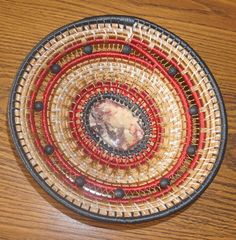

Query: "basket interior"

xmin=10 ymin=16 xmax=225 ymax=222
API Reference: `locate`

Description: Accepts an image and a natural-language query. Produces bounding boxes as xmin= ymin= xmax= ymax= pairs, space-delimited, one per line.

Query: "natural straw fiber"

xmin=8 ymin=16 xmax=227 ymax=223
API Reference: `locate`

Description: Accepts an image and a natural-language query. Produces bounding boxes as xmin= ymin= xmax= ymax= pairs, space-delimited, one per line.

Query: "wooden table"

xmin=0 ymin=1 xmax=235 ymax=239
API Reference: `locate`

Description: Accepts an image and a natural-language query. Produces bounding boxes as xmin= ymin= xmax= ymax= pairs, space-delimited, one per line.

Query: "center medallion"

xmin=71 ymin=82 xmax=162 ymax=167
xmin=88 ymin=98 xmax=144 ymax=151
xmin=82 ymin=92 xmax=151 ymax=156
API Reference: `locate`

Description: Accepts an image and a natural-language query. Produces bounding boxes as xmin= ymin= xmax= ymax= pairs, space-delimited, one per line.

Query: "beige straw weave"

xmin=9 ymin=16 xmax=226 ymax=223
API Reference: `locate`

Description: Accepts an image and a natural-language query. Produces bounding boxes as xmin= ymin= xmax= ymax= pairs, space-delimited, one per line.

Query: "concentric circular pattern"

xmin=8 ymin=16 xmax=227 ymax=223
xmin=71 ymin=82 xmax=162 ymax=168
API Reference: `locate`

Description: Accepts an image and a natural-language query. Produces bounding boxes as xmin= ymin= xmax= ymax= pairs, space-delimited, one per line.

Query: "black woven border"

xmin=8 ymin=15 xmax=227 ymax=223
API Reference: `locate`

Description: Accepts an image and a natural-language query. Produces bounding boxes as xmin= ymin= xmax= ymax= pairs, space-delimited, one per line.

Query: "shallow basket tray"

xmin=8 ymin=15 xmax=227 ymax=223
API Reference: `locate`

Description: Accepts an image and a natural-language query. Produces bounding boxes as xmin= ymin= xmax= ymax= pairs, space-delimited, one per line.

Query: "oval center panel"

xmin=82 ymin=92 xmax=152 ymax=156
xmin=89 ymin=99 xmax=144 ymax=150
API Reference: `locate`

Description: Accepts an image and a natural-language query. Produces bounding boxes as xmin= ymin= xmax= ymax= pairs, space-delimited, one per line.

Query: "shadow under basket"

xmin=8 ymin=15 xmax=227 ymax=223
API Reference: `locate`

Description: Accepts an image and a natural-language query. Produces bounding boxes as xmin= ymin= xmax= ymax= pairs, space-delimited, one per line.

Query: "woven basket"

xmin=8 ymin=15 xmax=227 ymax=223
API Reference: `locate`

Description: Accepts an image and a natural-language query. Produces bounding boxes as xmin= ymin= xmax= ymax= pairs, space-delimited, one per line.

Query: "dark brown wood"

xmin=0 ymin=0 xmax=235 ymax=239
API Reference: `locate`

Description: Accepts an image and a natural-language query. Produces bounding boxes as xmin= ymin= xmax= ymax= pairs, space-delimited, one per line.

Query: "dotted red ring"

xmin=30 ymin=44 xmax=192 ymax=192
xmin=27 ymin=37 xmax=205 ymax=202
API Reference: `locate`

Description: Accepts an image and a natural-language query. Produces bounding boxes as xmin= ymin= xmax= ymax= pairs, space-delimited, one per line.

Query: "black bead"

xmin=50 ymin=64 xmax=61 ymax=74
xmin=187 ymin=145 xmax=197 ymax=156
xmin=75 ymin=176 xmax=86 ymax=187
xmin=114 ymin=188 xmax=125 ymax=198
xmin=34 ymin=101 xmax=43 ymax=111
xmin=44 ymin=144 xmax=54 ymax=155
xmin=160 ymin=178 xmax=170 ymax=189
xmin=122 ymin=45 xmax=132 ymax=54
xmin=168 ymin=66 xmax=178 ymax=76
xmin=189 ymin=105 xmax=199 ymax=115
xmin=83 ymin=45 xmax=93 ymax=54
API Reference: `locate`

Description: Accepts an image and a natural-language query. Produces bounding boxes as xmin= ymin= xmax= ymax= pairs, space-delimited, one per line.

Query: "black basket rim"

xmin=8 ymin=15 xmax=227 ymax=224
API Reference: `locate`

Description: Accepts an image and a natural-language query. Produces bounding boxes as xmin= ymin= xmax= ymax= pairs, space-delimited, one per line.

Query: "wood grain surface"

xmin=0 ymin=0 xmax=235 ymax=239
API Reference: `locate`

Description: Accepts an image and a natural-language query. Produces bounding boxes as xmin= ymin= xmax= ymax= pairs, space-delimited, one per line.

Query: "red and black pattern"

xmin=71 ymin=82 xmax=162 ymax=168
xmin=27 ymin=36 xmax=205 ymax=203
xmin=9 ymin=16 xmax=226 ymax=223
